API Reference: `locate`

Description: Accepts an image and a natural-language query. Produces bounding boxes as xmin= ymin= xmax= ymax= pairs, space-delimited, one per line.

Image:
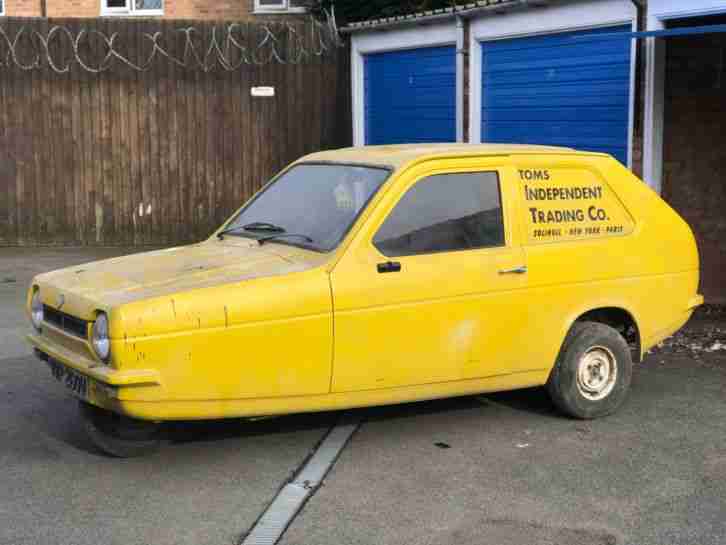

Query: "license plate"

xmin=47 ymin=359 xmax=89 ymax=400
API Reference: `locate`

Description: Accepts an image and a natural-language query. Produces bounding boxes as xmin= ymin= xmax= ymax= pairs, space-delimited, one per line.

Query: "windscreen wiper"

xmin=258 ymin=233 xmax=314 ymax=246
xmin=242 ymin=222 xmax=286 ymax=232
xmin=217 ymin=222 xmax=285 ymax=239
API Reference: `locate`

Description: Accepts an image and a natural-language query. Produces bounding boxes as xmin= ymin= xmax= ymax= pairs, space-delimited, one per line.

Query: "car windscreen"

xmin=221 ymin=163 xmax=391 ymax=252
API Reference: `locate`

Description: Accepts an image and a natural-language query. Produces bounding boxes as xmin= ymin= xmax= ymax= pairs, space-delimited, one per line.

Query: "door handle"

xmin=377 ymin=261 xmax=401 ymax=274
xmin=499 ymin=265 xmax=527 ymax=275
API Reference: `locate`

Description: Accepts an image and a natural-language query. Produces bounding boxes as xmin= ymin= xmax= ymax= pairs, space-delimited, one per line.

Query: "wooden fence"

xmin=0 ymin=17 xmax=351 ymax=246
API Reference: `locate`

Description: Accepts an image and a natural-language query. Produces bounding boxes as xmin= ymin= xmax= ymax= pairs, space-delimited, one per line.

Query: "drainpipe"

xmin=40 ymin=0 xmax=47 ymax=17
xmin=456 ymin=15 xmax=466 ymax=142
xmin=630 ymin=0 xmax=644 ymax=170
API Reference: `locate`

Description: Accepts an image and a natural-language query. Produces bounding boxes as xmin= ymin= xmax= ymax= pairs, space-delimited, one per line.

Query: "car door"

xmin=330 ymin=158 xmax=530 ymax=393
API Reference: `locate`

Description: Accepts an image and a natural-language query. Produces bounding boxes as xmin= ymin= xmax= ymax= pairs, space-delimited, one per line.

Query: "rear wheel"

xmin=79 ymin=401 xmax=161 ymax=458
xmin=546 ymin=321 xmax=633 ymax=419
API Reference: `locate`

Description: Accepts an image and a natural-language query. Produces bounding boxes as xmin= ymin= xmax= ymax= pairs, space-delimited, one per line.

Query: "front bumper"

xmin=27 ymin=332 xmax=161 ymax=387
xmin=30 ymin=332 xmax=163 ymax=419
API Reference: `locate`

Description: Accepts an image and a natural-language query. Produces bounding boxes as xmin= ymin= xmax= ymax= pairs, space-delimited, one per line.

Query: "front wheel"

xmin=546 ymin=321 xmax=633 ymax=419
xmin=79 ymin=401 xmax=162 ymax=458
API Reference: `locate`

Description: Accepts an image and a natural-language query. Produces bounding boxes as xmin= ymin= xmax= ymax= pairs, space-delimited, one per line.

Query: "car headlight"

xmin=92 ymin=312 xmax=110 ymax=362
xmin=31 ymin=289 xmax=44 ymax=332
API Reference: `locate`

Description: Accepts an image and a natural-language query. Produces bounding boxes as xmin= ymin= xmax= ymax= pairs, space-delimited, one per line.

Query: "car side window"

xmin=373 ymin=171 xmax=505 ymax=257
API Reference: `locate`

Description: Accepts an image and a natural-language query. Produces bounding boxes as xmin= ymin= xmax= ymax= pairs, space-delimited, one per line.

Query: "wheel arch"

xmin=561 ymin=305 xmax=642 ymax=364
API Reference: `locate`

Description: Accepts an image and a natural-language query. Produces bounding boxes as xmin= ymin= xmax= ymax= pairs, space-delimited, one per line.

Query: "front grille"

xmin=43 ymin=305 xmax=89 ymax=339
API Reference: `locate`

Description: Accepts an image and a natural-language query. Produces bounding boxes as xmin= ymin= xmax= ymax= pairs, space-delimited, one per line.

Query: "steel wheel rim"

xmin=576 ymin=346 xmax=617 ymax=401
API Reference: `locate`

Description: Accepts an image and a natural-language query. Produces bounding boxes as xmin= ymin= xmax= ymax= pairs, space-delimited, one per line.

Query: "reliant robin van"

xmin=26 ymin=144 xmax=703 ymax=456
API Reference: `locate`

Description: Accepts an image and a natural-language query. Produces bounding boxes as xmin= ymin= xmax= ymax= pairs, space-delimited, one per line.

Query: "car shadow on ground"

xmin=165 ymin=411 xmax=339 ymax=446
xmin=95 ymin=390 xmax=557 ymax=455
xmin=27 ymin=379 xmax=559 ymax=457
xmin=163 ymin=398 xmax=495 ymax=450
xmin=11 ymin=383 xmax=337 ymax=457
xmin=165 ymin=394 xmax=556 ymax=455
xmin=29 ymin=407 xmax=341 ymax=458
xmin=355 ymin=386 xmax=560 ymax=426
xmin=14 ymin=393 xmax=99 ymax=457
xmin=484 ymin=386 xmax=561 ymax=417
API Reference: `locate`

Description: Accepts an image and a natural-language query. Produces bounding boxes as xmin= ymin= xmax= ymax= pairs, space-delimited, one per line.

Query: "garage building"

xmin=346 ymin=0 xmax=726 ymax=303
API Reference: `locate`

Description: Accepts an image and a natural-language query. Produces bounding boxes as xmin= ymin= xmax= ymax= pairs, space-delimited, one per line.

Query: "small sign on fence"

xmin=251 ymin=86 xmax=276 ymax=97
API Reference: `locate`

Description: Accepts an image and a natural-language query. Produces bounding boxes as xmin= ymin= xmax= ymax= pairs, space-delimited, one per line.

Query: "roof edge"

xmin=340 ymin=0 xmax=548 ymax=34
xmin=299 ymin=144 xmax=605 ymax=171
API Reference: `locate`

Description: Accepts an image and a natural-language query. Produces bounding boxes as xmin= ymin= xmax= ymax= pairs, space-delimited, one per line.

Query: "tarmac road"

xmin=2 ymin=248 xmax=725 ymax=545
xmin=281 ymin=328 xmax=726 ymax=545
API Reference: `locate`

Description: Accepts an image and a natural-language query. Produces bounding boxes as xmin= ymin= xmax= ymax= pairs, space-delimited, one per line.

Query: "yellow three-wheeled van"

xmin=27 ymin=145 xmax=703 ymax=456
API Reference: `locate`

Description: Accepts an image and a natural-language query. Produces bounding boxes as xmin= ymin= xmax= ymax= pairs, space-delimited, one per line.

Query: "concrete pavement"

xmin=2 ymin=247 xmax=725 ymax=545
xmin=0 ymin=247 xmax=334 ymax=545
xmin=281 ymin=326 xmax=726 ymax=545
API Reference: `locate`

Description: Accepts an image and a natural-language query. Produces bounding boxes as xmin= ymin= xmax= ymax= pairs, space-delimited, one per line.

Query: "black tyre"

xmin=79 ymin=401 xmax=162 ymax=458
xmin=546 ymin=321 xmax=633 ymax=419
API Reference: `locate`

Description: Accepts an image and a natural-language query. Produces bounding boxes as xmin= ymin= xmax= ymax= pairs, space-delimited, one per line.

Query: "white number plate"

xmin=47 ymin=359 xmax=89 ymax=401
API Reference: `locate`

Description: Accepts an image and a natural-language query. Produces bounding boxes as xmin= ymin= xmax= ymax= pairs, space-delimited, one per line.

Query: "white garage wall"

xmin=469 ymin=0 xmax=636 ymax=166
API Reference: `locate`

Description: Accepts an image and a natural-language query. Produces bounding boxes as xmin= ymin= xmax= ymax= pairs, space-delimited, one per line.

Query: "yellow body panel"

xmin=25 ymin=144 xmax=701 ymax=421
xmin=330 ymin=159 xmax=531 ymax=391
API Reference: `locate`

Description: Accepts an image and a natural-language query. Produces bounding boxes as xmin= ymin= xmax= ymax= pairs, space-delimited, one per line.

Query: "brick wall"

xmin=2 ymin=0 xmax=308 ymax=19
xmin=46 ymin=0 xmax=98 ymax=18
xmin=165 ymin=0 xmax=248 ymax=20
xmin=3 ymin=0 xmax=42 ymax=16
xmin=662 ymin=30 xmax=726 ymax=303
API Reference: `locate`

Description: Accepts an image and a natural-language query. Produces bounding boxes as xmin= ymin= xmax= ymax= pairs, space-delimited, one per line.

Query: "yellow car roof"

xmin=301 ymin=143 xmax=593 ymax=169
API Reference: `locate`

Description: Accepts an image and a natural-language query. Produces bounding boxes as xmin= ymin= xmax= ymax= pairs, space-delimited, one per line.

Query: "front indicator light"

xmin=92 ymin=312 xmax=110 ymax=362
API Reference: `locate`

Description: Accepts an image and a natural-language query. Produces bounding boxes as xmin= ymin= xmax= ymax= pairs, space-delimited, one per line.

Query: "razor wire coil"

xmin=0 ymin=12 xmax=343 ymax=74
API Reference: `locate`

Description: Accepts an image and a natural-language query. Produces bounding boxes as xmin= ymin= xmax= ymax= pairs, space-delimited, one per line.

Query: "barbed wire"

xmin=0 ymin=11 xmax=343 ymax=73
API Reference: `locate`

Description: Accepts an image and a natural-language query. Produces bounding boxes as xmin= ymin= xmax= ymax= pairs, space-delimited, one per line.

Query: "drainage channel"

xmin=240 ymin=415 xmax=361 ymax=545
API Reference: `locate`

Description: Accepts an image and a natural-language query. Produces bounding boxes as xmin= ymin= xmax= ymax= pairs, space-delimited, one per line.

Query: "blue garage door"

xmin=481 ymin=26 xmax=631 ymax=164
xmin=365 ymin=46 xmax=456 ymax=145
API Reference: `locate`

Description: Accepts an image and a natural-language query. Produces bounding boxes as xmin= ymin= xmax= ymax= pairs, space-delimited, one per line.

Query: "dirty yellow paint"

xmin=26 ymin=144 xmax=702 ymax=421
